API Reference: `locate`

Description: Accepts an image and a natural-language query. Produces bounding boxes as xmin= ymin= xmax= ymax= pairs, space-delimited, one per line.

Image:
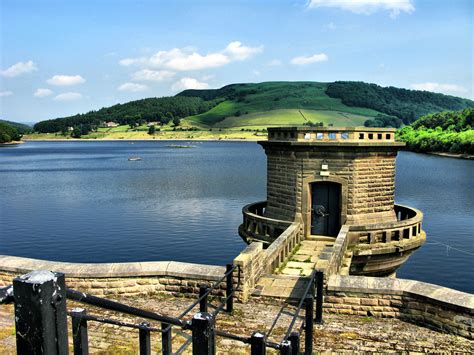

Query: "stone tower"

xmin=240 ymin=127 xmax=425 ymax=276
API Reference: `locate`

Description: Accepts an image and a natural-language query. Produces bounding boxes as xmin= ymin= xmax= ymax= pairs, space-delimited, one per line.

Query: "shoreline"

xmin=427 ymin=151 xmax=474 ymax=160
xmin=23 ymin=137 xmax=263 ymax=142
xmin=0 ymin=141 xmax=24 ymax=146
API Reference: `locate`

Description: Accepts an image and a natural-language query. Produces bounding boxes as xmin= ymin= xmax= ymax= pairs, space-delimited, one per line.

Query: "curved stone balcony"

xmin=238 ymin=201 xmax=292 ymax=245
xmin=349 ymin=204 xmax=426 ymax=276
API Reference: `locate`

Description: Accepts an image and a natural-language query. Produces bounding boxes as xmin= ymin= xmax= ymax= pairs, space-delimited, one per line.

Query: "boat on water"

xmin=128 ymin=156 xmax=142 ymax=161
xmin=166 ymin=144 xmax=196 ymax=149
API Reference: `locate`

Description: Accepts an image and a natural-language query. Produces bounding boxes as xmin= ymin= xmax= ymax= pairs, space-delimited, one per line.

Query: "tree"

xmin=148 ymin=125 xmax=156 ymax=135
xmin=173 ymin=117 xmax=181 ymax=127
xmin=0 ymin=122 xmax=22 ymax=143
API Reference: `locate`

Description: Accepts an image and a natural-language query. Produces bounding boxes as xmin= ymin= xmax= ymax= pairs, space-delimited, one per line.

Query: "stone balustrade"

xmin=267 ymin=126 xmax=403 ymax=145
xmin=349 ymin=204 xmax=424 ymax=247
xmin=234 ymin=221 xmax=303 ymax=300
xmin=239 ymin=201 xmax=293 ymax=244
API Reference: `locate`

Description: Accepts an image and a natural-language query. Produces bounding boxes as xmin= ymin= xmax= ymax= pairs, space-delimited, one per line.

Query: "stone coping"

xmin=349 ymin=204 xmax=423 ymax=231
xmin=268 ymin=126 xmax=397 ymax=133
xmin=328 ymin=275 xmax=474 ymax=314
xmin=260 ymin=141 xmax=405 ymax=147
xmin=0 ymin=255 xmax=225 ymax=280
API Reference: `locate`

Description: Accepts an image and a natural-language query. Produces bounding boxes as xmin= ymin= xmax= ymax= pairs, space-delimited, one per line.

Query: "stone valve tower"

xmin=239 ymin=126 xmax=426 ymax=276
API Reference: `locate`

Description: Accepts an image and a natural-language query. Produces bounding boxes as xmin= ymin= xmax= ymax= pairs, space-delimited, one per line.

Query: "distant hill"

xmin=0 ymin=119 xmax=32 ymax=134
xmin=0 ymin=121 xmax=23 ymax=143
xmin=33 ymin=81 xmax=474 ymax=133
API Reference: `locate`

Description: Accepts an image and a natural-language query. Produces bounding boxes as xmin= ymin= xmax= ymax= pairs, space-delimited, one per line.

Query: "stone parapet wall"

xmin=234 ymin=221 xmax=303 ymax=301
xmin=326 ymin=275 xmax=474 ymax=339
xmin=325 ymin=225 xmax=350 ymax=277
xmin=0 ymin=255 xmax=226 ymax=297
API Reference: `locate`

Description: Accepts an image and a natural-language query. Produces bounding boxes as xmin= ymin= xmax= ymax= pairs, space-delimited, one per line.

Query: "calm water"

xmin=0 ymin=142 xmax=473 ymax=293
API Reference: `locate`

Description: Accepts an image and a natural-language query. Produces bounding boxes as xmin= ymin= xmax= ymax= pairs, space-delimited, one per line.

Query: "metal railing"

xmin=1 ymin=267 xmax=324 ymax=354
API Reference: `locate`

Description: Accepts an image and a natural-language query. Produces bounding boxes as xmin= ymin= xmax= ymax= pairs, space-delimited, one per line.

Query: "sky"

xmin=0 ymin=0 xmax=472 ymax=123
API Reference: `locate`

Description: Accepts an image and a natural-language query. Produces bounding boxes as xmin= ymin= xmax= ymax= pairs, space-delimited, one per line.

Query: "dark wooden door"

xmin=311 ymin=182 xmax=341 ymax=236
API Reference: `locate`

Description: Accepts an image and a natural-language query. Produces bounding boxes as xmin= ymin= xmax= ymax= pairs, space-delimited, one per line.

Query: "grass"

xmin=24 ymin=128 xmax=266 ymax=141
xmin=186 ymin=82 xmax=381 ymax=127
xmin=212 ymin=109 xmax=369 ymax=129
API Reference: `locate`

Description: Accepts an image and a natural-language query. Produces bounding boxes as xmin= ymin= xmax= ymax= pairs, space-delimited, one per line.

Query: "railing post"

xmin=13 ymin=270 xmax=68 ymax=355
xmin=192 ymin=312 xmax=215 ymax=355
xmin=161 ymin=323 xmax=172 ymax=355
xmin=71 ymin=308 xmax=89 ymax=355
xmin=139 ymin=321 xmax=151 ymax=355
xmin=304 ymin=296 xmax=314 ymax=355
xmin=315 ymin=271 xmax=324 ymax=324
xmin=250 ymin=331 xmax=266 ymax=355
xmin=288 ymin=332 xmax=300 ymax=355
xmin=199 ymin=286 xmax=209 ymax=313
xmin=226 ymin=264 xmax=234 ymax=313
xmin=279 ymin=340 xmax=292 ymax=355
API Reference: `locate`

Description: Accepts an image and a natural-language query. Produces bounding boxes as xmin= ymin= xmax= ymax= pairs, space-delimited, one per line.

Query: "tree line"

xmin=34 ymin=96 xmax=218 ymax=134
xmin=327 ymin=81 xmax=474 ymax=125
xmin=0 ymin=122 xmax=22 ymax=143
xmin=397 ymin=108 xmax=474 ymax=154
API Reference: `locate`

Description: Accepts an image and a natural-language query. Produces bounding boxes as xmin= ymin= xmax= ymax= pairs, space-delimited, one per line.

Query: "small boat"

xmin=128 ymin=156 xmax=142 ymax=161
xmin=166 ymin=144 xmax=196 ymax=149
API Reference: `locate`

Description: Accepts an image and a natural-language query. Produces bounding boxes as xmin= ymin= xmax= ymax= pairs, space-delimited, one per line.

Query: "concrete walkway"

xmin=253 ymin=236 xmax=335 ymax=299
xmin=279 ymin=237 xmax=335 ymax=276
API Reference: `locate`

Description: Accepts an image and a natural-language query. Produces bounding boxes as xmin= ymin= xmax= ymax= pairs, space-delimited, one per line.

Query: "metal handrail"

xmin=283 ymin=271 xmax=317 ymax=341
xmin=0 ymin=285 xmax=13 ymax=304
xmin=66 ymin=288 xmax=186 ymax=328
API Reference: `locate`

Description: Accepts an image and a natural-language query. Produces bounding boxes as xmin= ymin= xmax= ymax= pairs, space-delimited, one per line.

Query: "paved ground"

xmin=278 ymin=238 xmax=335 ymax=277
xmin=1 ymin=294 xmax=472 ymax=353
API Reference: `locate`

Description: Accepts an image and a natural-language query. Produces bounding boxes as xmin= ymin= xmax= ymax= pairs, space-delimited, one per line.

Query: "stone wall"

xmin=261 ymin=143 xmax=399 ymax=227
xmin=0 ymin=256 xmax=226 ymax=297
xmin=325 ymin=224 xmax=350 ymax=277
xmin=326 ymin=275 xmax=474 ymax=339
xmin=233 ymin=221 xmax=303 ymax=301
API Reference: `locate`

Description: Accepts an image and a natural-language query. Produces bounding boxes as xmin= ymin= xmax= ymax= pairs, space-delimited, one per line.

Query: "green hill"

xmin=33 ymin=81 xmax=474 ymax=134
xmin=0 ymin=119 xmax=32 ymax=134
xmin=0 ymin=121 xmax=23 ymax=143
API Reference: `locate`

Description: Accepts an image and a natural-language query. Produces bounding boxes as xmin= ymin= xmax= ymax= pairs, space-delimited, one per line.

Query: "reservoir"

xmin=0 ymin=141 xmax=473 ymax=293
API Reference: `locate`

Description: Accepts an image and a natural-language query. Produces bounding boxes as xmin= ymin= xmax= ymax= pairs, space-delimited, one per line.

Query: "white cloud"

xmin=34 ymin=88 xmax=53 ymax=98
xmin=150 ymin=48 xmax=229 ymax=71
xmin=1 ymin=61 xmax=37 ymax=77
xmin=0 ymin=91 xmax=13 ymax=97
xmin=131 ymin=69 xmax=175 ymax=82
xmin=410 ymin=82 xmax=468 ymax=94
xmin=47 ymin=75 xmax=86 ymax=86
xmin=172 ymin=77 xmax=210 ymax=92
xmin=54 ymin=92 xmax=83 ymax=101
xmin=308 ymin=0 xmax=415 ymax=18
xmin=224 ymin=41 xmax=263 ymax=60
xmin=268 ymin=59 xmax=282 ymax=66
xmin=291 ymin=53 xmax=328 ymax=65
xmin=119 ymin=41 xmax=263 ymax=71
xmin=118 ymin=82 xmax=148 ymax=92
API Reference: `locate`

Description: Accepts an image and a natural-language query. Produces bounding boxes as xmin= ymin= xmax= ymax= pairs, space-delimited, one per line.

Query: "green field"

xmin=185 ymin=82 xmax=381 ymax=127
xmin=211 ymin=109 xmax=369 ymax=129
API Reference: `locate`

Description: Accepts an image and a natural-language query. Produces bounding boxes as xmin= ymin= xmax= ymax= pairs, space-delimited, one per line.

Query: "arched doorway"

xmin=311 ymin=182 xmax=341 ymax=236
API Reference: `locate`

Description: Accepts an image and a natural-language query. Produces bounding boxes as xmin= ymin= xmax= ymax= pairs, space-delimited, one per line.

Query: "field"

xmin=185 ymin=82 xmax=381 ymax=127
xmin=211 ymin=109 xmax=369 ymax=129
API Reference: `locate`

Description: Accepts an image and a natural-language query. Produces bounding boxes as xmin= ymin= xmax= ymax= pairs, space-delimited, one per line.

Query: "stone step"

xmin=306 ymin=235 xmax=337 ymax=242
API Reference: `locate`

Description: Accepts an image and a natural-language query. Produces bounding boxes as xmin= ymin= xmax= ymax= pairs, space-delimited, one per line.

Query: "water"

xmin=0 ymin=142 xmax=472 ymax=293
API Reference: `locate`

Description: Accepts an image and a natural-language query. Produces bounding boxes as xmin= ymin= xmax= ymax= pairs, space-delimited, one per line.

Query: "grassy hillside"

xmin=30 ymin=81 xmax=474 ymax=138
xmin=181 ymin=82 xmax=381 ymax=127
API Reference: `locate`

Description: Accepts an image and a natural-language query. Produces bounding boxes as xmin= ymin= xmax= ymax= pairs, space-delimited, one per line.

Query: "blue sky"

xmin=1 ymin=0 xmax=472 ymax=123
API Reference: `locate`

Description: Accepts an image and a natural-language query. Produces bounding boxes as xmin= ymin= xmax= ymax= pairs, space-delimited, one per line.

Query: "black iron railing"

xmin=1 ymin=267 xmax=324 ymax=354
